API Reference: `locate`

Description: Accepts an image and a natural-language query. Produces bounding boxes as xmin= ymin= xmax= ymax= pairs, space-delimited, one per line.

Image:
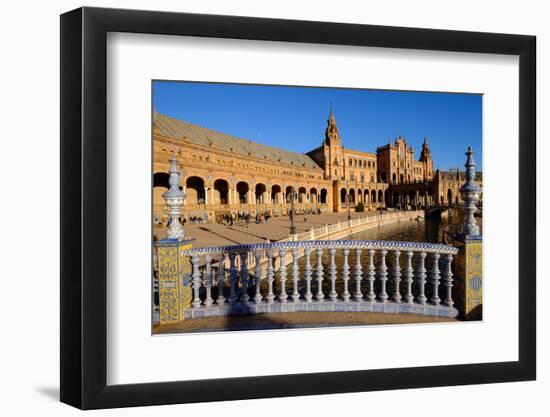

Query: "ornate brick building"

xmin=153 ymin=110 xmax=477 ymax=224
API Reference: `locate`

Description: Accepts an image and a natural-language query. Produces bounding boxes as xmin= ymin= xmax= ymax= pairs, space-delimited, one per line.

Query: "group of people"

xmin=187 ymin=215 xmax=206 ymax=224
xmin=217 ymin=210 xmax=273 ymax=227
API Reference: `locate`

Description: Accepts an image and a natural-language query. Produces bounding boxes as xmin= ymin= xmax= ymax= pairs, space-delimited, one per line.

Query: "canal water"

xmin=261 ymin=209 xmax=477 ymax=309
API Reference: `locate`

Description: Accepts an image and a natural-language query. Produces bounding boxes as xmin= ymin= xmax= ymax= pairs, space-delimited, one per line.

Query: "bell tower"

xmin=420 ymin=137 xmax=434 ymax=180
xmin=323 ymin=107 xmax=344 ymax=180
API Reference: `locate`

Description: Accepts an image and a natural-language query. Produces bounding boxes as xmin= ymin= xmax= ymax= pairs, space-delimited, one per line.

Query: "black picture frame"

xmin=60 ymin=6 xmax=536 ymax=410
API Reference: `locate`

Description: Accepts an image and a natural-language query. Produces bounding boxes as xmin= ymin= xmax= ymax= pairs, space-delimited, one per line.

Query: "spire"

xmin=420 ymin=137 xmax=431 ymax=160
xmin=324 ymin=105 xmax=340 ymax=145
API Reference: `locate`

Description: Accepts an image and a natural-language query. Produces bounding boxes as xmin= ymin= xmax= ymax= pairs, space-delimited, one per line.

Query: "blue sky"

xmin=153 ymin=81 xmax=482 ymax=170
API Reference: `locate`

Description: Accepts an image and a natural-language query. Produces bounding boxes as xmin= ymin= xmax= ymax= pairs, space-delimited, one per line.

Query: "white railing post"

xmin=254 ymin=250 xmax=263 ymax=303
xmin=204 ymin=254 xmax=213 ymax=307
xmin=328 ymin=248 xmax=337 ymax=301
xmin=266 ymin=249 xmax=275 ymax=304
xmin=240 ymin=253 xmax=250 ymax=304
xmin=416 ymin=252 xmax=427 ymax=305
xmin=443 ymin=254 xmax=454 ymax=307
xmin=191 ymin=254 xmax=202 ymax=308
xmin=216 ymin=253 xmax=226 ymax=304
xmin=315 ymin=248 xmax=325 ymax=302
xmin=378 ymin=250 xmax=388 ymax=303
xmin=392 ymin=250 xmax=402 ymax=303
xmin=342 ymin=249 xmax=351 ymax=302
xmin=404 ymin=250 xmax=414 ymax=304
xmin=366 ymin=249 xmax=376 ymax=302
xmin=291 ymin=247 xmax=300 ymax=302
xmin=431 ymin=253 xmax=441 ymax=306
xmin=353 ymin=249 xmax=363 ymax=301
xmin=228 ymin=253 xmax=238 ymax=304
xmin=304 ymin=248 xmax=313 ymax=302
xmin=278 ymin=248 xmax=288 ymax=303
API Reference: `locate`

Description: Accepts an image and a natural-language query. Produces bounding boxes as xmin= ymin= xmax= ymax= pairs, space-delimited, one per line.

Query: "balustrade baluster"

xmin=278 ymin=249 xmax=288 ymax=303
xmin=191 ymin=254 xmax=202 ymax=308
xmin=291 ymin=248 xmax=300 ymax=302
xmin=315 ymin=248 xmax=325 ymax=302
xmin=354 ymin=249 xmax=363 ymax=301
xmin=328 ymin=248 xmax=337 ymax=301
xmin=416 ymin=252 xmax=427 ymax=305
xmin=430 ymin=253 xmax=441 ymax=306
xmin=254 ymin=250 xmax=263 ymax=303
xmin=443 ymin=254 xmax=454 ymax=307
xmin=404 ymin=251 xmax=414 ymax=304
xmin=342 ymin=249 xmax=350 ymax=302
xmin=240 ymin=253 xmax=250 ymax=304
xmin=366 ymin=249 xmax=376 ymax=302
xmin=204 ymin=254 xmax=213 ymax=307
xmin=216 ymin=253 xmax=226 ymax=304
xmin=228 ymin=253 xmax=238 ymax=304
xmin=378 ymin=250 xmax=388 ymax=303
xmin=266 ymin=249 xmax=275 ymax=304
xmin=392 ymin=250 xmax=402 ymax=303
xmin=304 ymin=248 xmax=313 ymax=302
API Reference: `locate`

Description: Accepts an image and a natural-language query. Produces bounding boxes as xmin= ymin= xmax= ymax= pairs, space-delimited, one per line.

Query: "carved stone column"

xmin=156 ymin=154 xmax=193 ymax=324
xmin=458 ymin=146 xmax=483 ymax=320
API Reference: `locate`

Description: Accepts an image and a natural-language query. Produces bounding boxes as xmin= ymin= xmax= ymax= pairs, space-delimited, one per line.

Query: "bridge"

xmin=154 ymin=146 xmax=483 ymax=326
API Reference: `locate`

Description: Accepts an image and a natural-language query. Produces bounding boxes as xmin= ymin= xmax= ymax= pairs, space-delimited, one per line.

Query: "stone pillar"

xmin=156 ymin=240 xmax=193 ymax=324
xmin=458 ymin=146 xmax=483 ymax=320
xmin=156 ymin=154 xmax=193 ymax=324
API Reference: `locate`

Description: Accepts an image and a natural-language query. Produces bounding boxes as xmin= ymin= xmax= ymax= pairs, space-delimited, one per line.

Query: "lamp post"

xmin=289 ymin=188 xmax=296 ymax=236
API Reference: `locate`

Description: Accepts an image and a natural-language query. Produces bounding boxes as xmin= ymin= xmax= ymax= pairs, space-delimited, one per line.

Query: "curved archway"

xmin=285 ymin=186 xmax=295 ymax=203
xmin=213 ymin=179 xmax=229 ymax=205
xmin=320 ymin=188 xmax=328 ymax=204
xmin=371 ymin=189 xmax=376 ymax=204
xmin=340 ymin=188 xmax=347 ymax=204
xmin=364 ymin=189 xmax=370 ymax=205
xmin=298 ymin=187 xmax=307 ymax=203
xmin=271 ymin=184 xmax=282 ymax=204
xmin=349 ymin=189 xmax=356 ymax=204
xmin=447 ymin=189 xmax=453 ymax=206
xmin=186 ymin=176 xmax=205 ymax=204
xmin=255 ymin=183 xmax=267 ymax=204
xmin=400 ymin=173 xmax=404 ymax=184
xmin=309 ymin=187 xmax=318 ymax=204
xmin=153 ymin=172 xmax=169 ymax=188
xmin=236 ymin=181 xmax=249 ymax=205
xmin=378 ymin=190 xmax=383 ymax=205
xmin=392 ymin=173 xmax=397 ymax=184
xmin=357 ymin=189 xmax=363 ymax=203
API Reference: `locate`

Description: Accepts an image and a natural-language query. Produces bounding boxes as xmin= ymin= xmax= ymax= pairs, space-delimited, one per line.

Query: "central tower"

xmin=323 ymin=108 xmax=345 ymax=180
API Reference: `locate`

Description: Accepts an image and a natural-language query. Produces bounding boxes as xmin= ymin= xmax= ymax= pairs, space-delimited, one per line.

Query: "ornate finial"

xmin=459 ymin=146 xmax=481 ymax=237
xmin=162 ymin=154 xmax=186 ymax=240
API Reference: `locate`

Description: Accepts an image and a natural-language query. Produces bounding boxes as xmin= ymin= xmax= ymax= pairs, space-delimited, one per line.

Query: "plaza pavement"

xmin=154 ymin=311 xmax=455 ymax=334
xmin=157 ymin=210 xmax=390 ymax=249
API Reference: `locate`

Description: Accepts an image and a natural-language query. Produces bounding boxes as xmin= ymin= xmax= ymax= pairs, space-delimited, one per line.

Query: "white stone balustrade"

xmin=179 ymin=240 xmax=459 ymax=319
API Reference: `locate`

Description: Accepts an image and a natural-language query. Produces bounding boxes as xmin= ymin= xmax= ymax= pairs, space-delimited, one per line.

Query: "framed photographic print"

xmin=60 ymin=6 xmax=536 ymax=409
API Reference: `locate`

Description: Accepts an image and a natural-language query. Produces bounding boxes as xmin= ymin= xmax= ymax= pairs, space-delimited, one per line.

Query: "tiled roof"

xmin=154 ymin=112 xmax=323 ymax=171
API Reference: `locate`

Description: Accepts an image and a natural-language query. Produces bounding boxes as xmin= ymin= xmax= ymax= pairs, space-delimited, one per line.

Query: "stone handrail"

xmin=180 ymin=240 xmax=459 ymax=319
